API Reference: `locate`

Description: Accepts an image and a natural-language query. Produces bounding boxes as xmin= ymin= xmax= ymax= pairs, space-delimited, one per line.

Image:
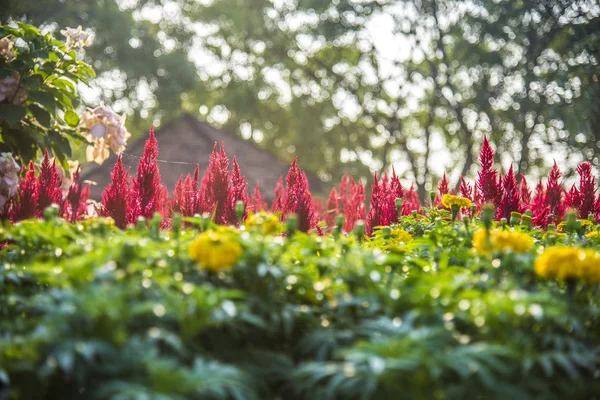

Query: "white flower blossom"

xmin=0 ymin=153 xmax=20 ymax=209
xmin=60 ymin=26 xmax=92 ymax=49
xmin=80 ymin=105 xmax=130 ymax=164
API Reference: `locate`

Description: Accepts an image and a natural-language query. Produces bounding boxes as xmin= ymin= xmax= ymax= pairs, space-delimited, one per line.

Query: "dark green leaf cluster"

xmin=0 ymin=215 xmax=599 ymax=399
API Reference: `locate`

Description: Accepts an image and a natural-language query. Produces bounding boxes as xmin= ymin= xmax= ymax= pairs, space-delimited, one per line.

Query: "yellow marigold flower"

xmin=245 ymin=212 xmax=282 ymax=235
xmin=557 ymin=219 xmax=594 ymax=233
xmin=441 ymin=194 xmax=472 ymax=209
xmin=534 ymin=247 xmax=600 ymax=283
xmin=472 ymin=229 xmax=534 ymax=254
xmin=389 ymin=228 xmax=413 ymax=245
xmin=586 ymin=231 xmax=599 ymax=239
xmin=189 ymin=231 xmax=243 ymax=272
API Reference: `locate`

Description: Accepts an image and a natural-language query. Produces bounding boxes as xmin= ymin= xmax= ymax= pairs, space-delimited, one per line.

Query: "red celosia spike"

xmin=545 ymin=161 xmax=564 ymax=219
xmin=402 ymin=183 xmax=421 ymax=215
xmin=101 ymin=154 xmax=132 ymax=229
xmin=345 ymin=180 xmax=366 ymax=232
xmin=324 ymin=187 xmax=339 ymax=230
xmin=460 ymin=177 xmax=473 ymax=200
xmin=36 ymin=150 xmax=63 ymax=217
xmin=366 ymin=173 xmax=382 ymax=235
xmin=519 ymin=174 xmax=532 ymax=213
xmin=248 ymin=182 xmax=268 ymax=213
xmin=64 ymin=167 xmax=85 ymax=223
xmin=159 ymin=186 xmax=171 ymax=228
xmin=282 ymin=159 xmax=316 ymax=232
xmin=271 ymin=175 xmax=285 ymax=213
xmin=130 ymin=128 xmax=165 ymax=222
xmin=477 ymin=136 xmax=500 ymax=207
xmin=594 ymin=194 xmax=600 ymax=222
xmin=497 ymin=164 xmax=520 ymax=221
xmin=181 ymin=175 xmax=197 ymax=217
xmin=337 ymin=174 xmax=350 ymax=215
xmin=530 ymin=179 xmax=547 ymax=225
xmin=564 ymin=185 xmax=581 ymax=212
xmin=439 ymin=175 xmax=449 ymax=193
xmin=390 ymin=168 xmax=404 ymax=200
xmin=77 ymin=184 xmax=90 ymax=219
xmin=171 ymin=175 xmax=185 ymax=215
xmin=228 ymin=156 xmax=249 ymax=224
xmin=12 ymin=161 xmax=38 ymax=221
xmin=576 ymin=162 xmax=595 ymax=219
xmin=192 ymin=165 xmax=201 ymax=214
xmin=473 ymin=184 xmax=482 ymax=209
xmin=312 ymin=197 xmax=325 ymax=223
xmin=200 ymin=142 xmax=231 ymax=224
xmin=533 ymin=206 xmax=550 ymax=228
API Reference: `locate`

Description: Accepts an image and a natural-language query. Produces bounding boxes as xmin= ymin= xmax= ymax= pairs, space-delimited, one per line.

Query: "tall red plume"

xmin=519 ymin=174 xmax=532 ymax=212
xmin=13 ymin=161 xmax=38 ymax=221
xmin=435 ymin=173 xmax=449 ymax=207
xmin=497 ymin=164 xmax=519 ymax=221
xmin=36 ymin=150 xmax=63 ymax=217
xmin=403 ymin=183 xmax=420 ymax=215
xmin=199 ymin=142 xmax=230 ymax=224
xmin=459 ymin=176 xmax=473 ymax=200
xmin=324 ymin=186 xmax=338 ymax=230
xmin=63 ymin=167 xmax=86 ymax=223
xmin=564 ymin=185 xmax=580 ymax=213
xmin=271 ymin=176 xmax=285 ymax=213
xmin=101 ymin=154 xmax=131 ymax=229
xmin=366 ymin=170 xmax=405 ymax=235
xmin=477 ymin=136 xmax=500 ymax=207
xmin=531 ymin=179 xmax=548 ymax=227
xmin=130 ymin=128 xmax=165 ymax=222
xmin=282 ymin=158 xmax=315 ymax=232
xmin=312 ymin=197 xmax=325 ymax=224
xmin=227 ymin=156 xmax=249 ymax=224
xmin=576 ymin=162 xmax=595 ymax=219
xmin=248 ymin=183 xmax=268 ymax=213
xmin=545 ymin=161 xmax=564 ymax=220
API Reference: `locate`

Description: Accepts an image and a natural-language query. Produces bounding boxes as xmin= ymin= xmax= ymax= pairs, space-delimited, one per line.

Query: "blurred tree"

xmin=2 ymin=0 xmax=598 ymax=197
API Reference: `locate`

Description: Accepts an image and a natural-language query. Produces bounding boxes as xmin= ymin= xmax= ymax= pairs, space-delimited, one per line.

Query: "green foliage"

xmin=0 ymin=22 xmax=94 ymax=166
xmin=1 ymin=214 xmax=600 ymax=399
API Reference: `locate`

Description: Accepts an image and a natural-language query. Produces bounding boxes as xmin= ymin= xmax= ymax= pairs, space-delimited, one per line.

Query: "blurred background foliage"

xmin=2 ymin=0 xmax=599 ymax=198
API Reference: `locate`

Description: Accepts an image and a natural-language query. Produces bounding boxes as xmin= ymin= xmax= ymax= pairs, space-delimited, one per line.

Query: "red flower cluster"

xmin=7 ymin=151 xmax=89 ymax=223
xmin=324 ymin=175 xmax=366 ymax=232
xmin=366 ymin=169 xmax=404 ymax=235
xmin=7 ymin=131 xmax=600 ymax=235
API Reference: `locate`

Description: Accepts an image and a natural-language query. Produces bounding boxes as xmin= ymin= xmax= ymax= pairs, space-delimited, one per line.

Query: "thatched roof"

xmin=81 ymin=113 xmax=322 ymax=201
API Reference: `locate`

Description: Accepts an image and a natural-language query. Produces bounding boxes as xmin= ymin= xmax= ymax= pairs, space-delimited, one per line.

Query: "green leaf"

xmin=48 ymin=130 xmax=72 ymax=159
xmin=29 ymin=90 xmax=57 ymax=113
xmin=0 ymin=104 xmax=27 ymax=126
xmin=64 ymin=110 xmax=80 ymax=127
xmin=28 ymin=104 xmax=52 ymax=126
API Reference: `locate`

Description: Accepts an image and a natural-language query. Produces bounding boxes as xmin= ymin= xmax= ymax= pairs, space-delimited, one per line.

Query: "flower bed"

xmin=1 ymin=208 xmax=599 ymax=399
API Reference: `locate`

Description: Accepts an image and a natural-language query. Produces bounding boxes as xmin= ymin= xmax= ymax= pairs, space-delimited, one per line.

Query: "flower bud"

xmin=286 ymin=214 xmax=298 ymax=236
xmin=354 ymin=219 xmax=365 ymax=242
xmin=381 ymin=226 xmax=391 ymax=240
xmin=395 ymin=198 xmax=403 ymax=219
xmin=481 ymin=205 xmax=494 ymax=230
xmin=235 ymin=200 xmax=245 ymax=224
xmin=336 ymin=214 xmax=345 ymax=229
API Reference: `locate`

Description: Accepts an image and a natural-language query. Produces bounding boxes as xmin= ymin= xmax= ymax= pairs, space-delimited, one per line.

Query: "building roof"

xmin=81 ymin=113 xmax=322 ymax=201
